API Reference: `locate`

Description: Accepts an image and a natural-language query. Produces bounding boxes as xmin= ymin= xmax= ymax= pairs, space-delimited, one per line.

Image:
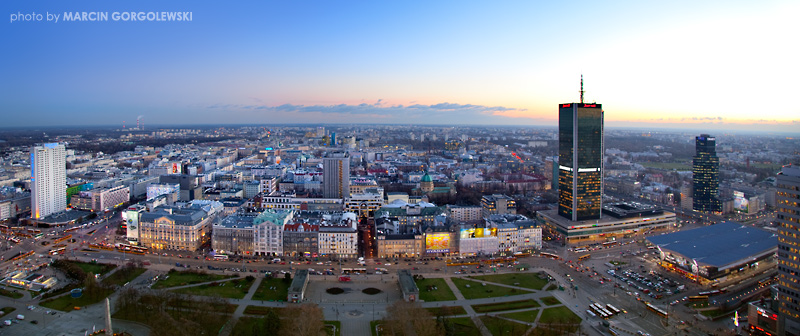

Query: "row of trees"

xmin=232 ymin=304 xmax=325 ymax=336
xmin=116 ymin=286 xmax=232 ymax=336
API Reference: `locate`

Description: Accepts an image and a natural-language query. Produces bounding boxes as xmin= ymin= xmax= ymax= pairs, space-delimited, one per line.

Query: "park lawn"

xmin=370 ymin=320 xmax=383 ymax=336
xmin=151 ymin=270 xmax=236 ymax=289
xmin=102 ymin=267 xmax=146 ymax=287
xmin=540 ymin=296 xmax=561 ymax=306
xmin=448 ymin=317 xmax=482 ymax=336
xmin=544 ymin=284 xmax=558 ymax=291
xmin=499 ymin=309 xmax=540 ymax=323
xmin=232 ymin=316 xmax=261 ymax=336
xmin=0 ymin=287 xmax=23 ymax=299
xmin=700 ymin=309 xmax=729 ymax=319
xmin=251 ymin=277 xmax=290 ymax=301
xmin=39 ymin=287 xmax=115 ymax=311
xmin=243 ymin=305 xmax=283 ymax=315
xmin=415 ymin=277 xmax=457 ymax=301
xmin=472 ymin=299 xmax=540 ymax=313
xmin=73 ymin=261 xmax=116 ymax=276
xmin=468 ymin=273 xmax=548 ymax=290
xmin=0 ymin=307 xmax=15 ymax=317
xmin=115 ymin=305 xmax=232 ymax=335
xmin=539 ymin=306 xmax=582 ymax=324
xmin=172 ymin=277 xmax=255 ymax=299
xmin=426 ymin=305 xmax=467 ymax=316
xmin=324 ymin=320 xmax=341 ymax=336
xmin=480 ymin=315 xmax=530 ymax=336
xmin=451 ymin=277 xmax=525 ymax=300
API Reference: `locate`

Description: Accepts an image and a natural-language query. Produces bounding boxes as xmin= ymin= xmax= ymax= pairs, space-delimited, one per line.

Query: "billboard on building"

xmin=734 ymin=191 xmax=749 ymax=212
xmin=125 ymin=208 xmax=141 ymax=244
xmin=425 ymin=233 xmax=450 ymax=253
xmin=460 ymin=227 xmax=497 ymax=239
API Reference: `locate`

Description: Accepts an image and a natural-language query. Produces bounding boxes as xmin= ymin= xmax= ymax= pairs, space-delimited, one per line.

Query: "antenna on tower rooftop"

xmin=580 ymin=74 xmax=585 ymax=104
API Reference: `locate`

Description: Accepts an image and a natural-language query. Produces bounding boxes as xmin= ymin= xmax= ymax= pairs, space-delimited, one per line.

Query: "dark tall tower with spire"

xmin=558 ymin=76 xmax=604 ymax=221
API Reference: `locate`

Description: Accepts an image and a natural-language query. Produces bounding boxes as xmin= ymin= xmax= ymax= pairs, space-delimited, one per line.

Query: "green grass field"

xmin=151 ymin=270 xmax=236 ymax=289
xmin=415 ymin=277 xmax=457 ymax=301
xmin=451 ymin=277 xmax=526 ymax=300
xmin=324 ymin=320 xmax=341 ymax=336
xmin=538 ymin=306 xmax=582 ymax=324
xmin=172 ymin=277 xmax=254 ymax=299
xmin=102 ymin=267 xmax=146 ymax=287
xmin=251 ymin=277 xmax=290 ymax=301
xmin=0 ymin=287 xmax=23 ymax=299
xmin=114 ymin=305 xmax=232 ymax=335
xmin=480 ymin=315 xmax=530 ymax=335
xmin=39 ymin=287 xmax=115 ymax=311
xmin=540 ymin=296 xmax=561 ymax=306
xmin=370 ymin=320 xmax=383 ymax=336
xmin=243 ymin=305 xmax=283 ymax=315
xmin=472 ymin=299 xmax=541 ymax=313
xmin=448 ymin=317 xmax=482 ymax=336
xmin=73 ymin=261 xmax=116 ymax=276
xmin=468 ymin=273 xmax=548 ymax=290
xmin=426 ymin=305 xmax=467 ymax=316
xmin=0 ymin=307 xmax=15 ymax=317
xmin=499 ymin=309 xmax=540 ymax=323
xmin=232 ymin=316 xmax=262 ymax=336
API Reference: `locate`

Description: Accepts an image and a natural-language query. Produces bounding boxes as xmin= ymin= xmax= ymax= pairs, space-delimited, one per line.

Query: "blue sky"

xmin=1 ymin=1 xmax=798 ymax=132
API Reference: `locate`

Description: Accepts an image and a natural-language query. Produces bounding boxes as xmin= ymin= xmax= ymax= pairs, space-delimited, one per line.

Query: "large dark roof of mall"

xmin=647 ymin=221 xmax=777 ymax=269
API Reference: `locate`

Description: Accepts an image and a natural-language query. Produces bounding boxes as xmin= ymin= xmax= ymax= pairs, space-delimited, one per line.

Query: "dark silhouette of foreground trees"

xmin=383 ymin=300 xmax=443 ymax=336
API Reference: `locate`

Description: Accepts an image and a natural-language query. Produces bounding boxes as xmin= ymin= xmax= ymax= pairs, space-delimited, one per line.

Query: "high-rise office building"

xmin=558 ymin=77 xmax=604 ymax=221
xmin=323 ymin=153 xmax=350 ymax=199
xmin=777 ymin=164 xmax=800 ymax=336
xmin=31 ymin=143 xmax=66 ymax=219
xmin=692 ymin=134 xmax=720 ymax=212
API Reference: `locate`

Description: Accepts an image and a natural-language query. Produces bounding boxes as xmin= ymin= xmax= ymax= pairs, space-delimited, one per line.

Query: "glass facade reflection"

xmin=558 ymin=103 xmax=603 ymax=221
xmin=692 ymin=134 xmax=720 ymax=212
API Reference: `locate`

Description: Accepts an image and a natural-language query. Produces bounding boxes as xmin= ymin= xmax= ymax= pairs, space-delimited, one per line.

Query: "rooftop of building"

xmin=538 ymin=208 xmax=675 ymax=228
xmin=780 ymin=164 xmax=800 ymax=177
xmin=647 ymin=221 xmax=777 ymax=269
xmin=288 ymin=269 xmax=309 ymax=293
xmin=397 ymin=269 xmax=419 ymax=295
xmin=215 ymin=213 xmax=259 ymax=229
xmin=254 ymin=209 xmax=294 ymax=226
xmin=141 ymin=206 xmax=207 ymax=226
xmin=482 ymin=194 xmax=514 ymax=201
xmin=35 ymin=209 xmax=91 ymax=224
xmin=602 ymin=202 xmax=664 ymax=219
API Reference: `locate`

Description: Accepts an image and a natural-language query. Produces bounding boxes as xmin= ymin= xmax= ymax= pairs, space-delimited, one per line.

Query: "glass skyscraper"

xmin=558 ymin=102 xmax=604 ymax=221
xmin=692 ymin=134 xmax=720 ymax=212
xmin=777 ymin=164 xmax=800 ymax=336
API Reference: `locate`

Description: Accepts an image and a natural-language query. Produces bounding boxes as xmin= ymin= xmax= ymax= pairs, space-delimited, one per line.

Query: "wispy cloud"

xmin=205 ymin=101 xmax=534 ymax=124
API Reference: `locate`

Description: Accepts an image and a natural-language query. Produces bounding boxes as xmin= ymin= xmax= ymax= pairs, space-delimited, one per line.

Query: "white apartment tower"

xmin=31 ymin=143 xmax=66 ymax=219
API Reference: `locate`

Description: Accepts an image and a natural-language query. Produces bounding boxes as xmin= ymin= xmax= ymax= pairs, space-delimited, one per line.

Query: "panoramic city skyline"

xmin=2 ymin=0 xmax=798 ymax=132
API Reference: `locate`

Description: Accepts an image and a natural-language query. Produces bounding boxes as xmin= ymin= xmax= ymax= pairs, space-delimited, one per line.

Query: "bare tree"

xmin=281 ymin=303 xmax=325 ymax=336
xmin=385 ymin=300 xmax=443 ymax=336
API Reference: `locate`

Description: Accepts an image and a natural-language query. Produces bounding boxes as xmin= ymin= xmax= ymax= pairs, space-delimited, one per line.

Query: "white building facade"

xmin=31 ymin=143 xmax=66 ymax=219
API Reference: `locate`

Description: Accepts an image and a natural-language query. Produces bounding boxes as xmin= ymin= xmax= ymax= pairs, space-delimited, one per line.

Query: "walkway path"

xmin=219 ymin=276 xmax=263 ymax=336
xmin=443 ymin=276 xmax=492 ymax=336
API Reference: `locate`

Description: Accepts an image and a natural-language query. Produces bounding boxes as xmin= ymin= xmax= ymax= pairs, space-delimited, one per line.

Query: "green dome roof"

xmin=421 ymin=172 xmax=432 ymax=182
